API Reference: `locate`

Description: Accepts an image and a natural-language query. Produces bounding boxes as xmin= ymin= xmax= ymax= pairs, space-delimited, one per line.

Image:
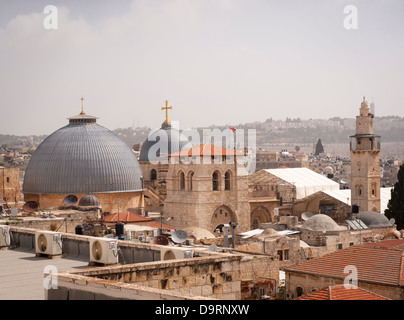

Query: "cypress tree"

xmin=385 ymin=163 xmax=404 ymax=230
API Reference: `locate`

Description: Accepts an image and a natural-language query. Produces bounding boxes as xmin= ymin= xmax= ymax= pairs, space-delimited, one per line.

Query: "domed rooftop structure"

xmin=139 ymin=100 xmax=191 ymax=162
xmin=356 ymin=211 xmax=393 ymax=228
xmin=78 ymin=194 xmax=100 ymax=207
xmin=23 ymin=101 xmax=143 ymax=195
xmin=301 ymin=214 xmax=342 ymax=232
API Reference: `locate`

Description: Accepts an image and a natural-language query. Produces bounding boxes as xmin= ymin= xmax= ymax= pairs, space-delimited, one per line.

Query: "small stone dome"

xmin=301 ymin=214 xmax=342 ymax=231
xmin=356 ymin=211 xmax=393 ymax=228
xmin=78 ymin=194 xmax=100 ymax=207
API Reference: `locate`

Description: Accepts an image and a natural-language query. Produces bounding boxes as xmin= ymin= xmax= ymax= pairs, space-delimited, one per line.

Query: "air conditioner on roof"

xmin=89 ymin=237 xmax=118 ymax=265
xmin=35 ymin=231 xmax=63 ymax=257
xmin=0 ymin=225 xmax=10 ymax=247
xmin=160 ymin=246 xmax=194 ymax=261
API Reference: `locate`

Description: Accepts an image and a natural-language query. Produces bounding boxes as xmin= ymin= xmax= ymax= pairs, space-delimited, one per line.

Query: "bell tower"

xmin=350 ymin=97 xmax=381 ymax=212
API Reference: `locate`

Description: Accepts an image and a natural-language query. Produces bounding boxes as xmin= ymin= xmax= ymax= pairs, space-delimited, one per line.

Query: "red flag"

xmin=229 ymin=127 xmax=236 ymax=132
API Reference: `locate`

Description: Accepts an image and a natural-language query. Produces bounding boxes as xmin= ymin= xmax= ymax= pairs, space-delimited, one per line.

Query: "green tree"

xmin=314 ymin=139 xmax=324 ymax=155
xmin=385 ymin=163 xmax=404 ymax=230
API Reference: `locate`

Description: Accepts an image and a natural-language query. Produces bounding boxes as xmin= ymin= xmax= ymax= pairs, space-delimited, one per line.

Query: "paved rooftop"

xmin=0 ymin=248 xmax=90 ymax=300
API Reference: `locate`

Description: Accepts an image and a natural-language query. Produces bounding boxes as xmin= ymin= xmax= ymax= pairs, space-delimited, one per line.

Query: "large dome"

xmin=139 ymin=122 xmax=191 ymax=162
xmin=23 ymin=112 xmax=143 ymax=195
xmin=301 ymin=214 xmax=342 ymax=232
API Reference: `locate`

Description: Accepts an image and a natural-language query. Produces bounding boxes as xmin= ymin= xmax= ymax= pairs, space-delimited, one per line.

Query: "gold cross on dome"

xmin=162 ymin=100 xmax=172 ymax=124
xmin=80 ymin=96 xmax=85 ymax=115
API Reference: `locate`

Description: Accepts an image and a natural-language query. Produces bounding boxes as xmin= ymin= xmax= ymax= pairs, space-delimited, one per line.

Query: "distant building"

xmin=0 ymin=166 xmax=21 ymax=205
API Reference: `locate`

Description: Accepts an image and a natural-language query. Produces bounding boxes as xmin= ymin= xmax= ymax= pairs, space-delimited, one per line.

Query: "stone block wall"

xmin=53 ymin=255 xmax=242 ymax=300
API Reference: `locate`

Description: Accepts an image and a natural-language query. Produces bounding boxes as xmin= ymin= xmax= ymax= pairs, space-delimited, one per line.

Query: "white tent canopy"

xmin=265 ymin=168 xmax=340 ymax=199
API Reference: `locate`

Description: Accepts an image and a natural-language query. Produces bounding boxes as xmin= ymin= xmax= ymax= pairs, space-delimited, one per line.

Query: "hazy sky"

xmin=0 ymin=0 xmax=403 ymax=135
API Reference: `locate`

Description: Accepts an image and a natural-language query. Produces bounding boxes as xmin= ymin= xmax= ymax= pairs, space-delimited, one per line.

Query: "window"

xmin=188 ymin=171 xmax=194 ymax=191
xmin=6 ymin=177 xmax=9 ymax=183
xmin=284 ymin=249 xmax=289 ymax=261
xmin=338 ymin=243 xmax=343 ymax=250
xmin=277 ymin=250 xmax=283 ymax=261
xmin=212 ymin=171 xmax=220 ymax=191
xmin=225 ymin=171 xmax=231 ymax=191
xmin=179 ymin=172 xmax=185 ymax=190
xmin=150 ymin=169 xmax=157 ymax=181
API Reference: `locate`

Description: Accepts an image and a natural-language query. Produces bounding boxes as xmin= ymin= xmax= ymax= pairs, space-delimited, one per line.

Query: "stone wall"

xmin=50 ymin=255 xmax=242 ymax=300
xmin=23 ymin=191 xmax=144 ymax=214
xmin=285 ymin=271 xmax=403 ymax=300
xmin=0 ymin=167 xmax=21 ymax=203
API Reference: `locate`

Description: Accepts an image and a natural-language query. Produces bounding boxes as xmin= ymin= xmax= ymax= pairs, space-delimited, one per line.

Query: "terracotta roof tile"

xmin=103 ymin=212 xmax=151 ymax=223
xmin=296 ymin=285 xmax=390 ymax=300
xmin=284 ymin=244 xmax=404 ymax=287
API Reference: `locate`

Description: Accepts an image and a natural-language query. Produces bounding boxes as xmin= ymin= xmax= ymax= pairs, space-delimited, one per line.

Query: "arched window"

xmin=179 ymin=171 xmax=185 ymax=190
xmin=188 ymin=171 xmax=194 ymax=191
xmin=212 ymin=171 xmax=220 ymax=191
xmin=296 ymin=286 xmax=304 ymax=297
xmin=225 ymin=171 xmax=231 ymax=191
xmin=150 ymin=169 xmax=157 ymax=181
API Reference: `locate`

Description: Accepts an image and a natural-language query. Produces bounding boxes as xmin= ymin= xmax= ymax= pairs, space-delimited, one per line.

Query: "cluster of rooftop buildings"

xmin=0 ymin=97 xmax=403 ymax=301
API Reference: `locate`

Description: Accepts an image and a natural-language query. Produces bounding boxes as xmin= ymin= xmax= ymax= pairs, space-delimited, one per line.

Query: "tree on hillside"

xmin=314 ymin=139 xmax=324 ymax=155
xmin=385 ymin=163 xmax=404 ymax=230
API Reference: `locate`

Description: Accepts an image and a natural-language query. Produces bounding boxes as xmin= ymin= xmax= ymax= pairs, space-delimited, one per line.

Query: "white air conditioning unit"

xmin=0 ymin=225 xmax=11 ymax=247
xmin=35 ymin=231 xmax=63 ymax=256
xmin=160 ymin=246 xmax=194 ymax=261
xmin=89 ymin=237 xmax=118 ymax=265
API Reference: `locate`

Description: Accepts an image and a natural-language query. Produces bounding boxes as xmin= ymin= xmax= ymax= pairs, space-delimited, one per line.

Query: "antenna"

xmin=155 ymin=235 xmax=169 ymax=246
xmin=11 ymin=207 xmax=18 ymax=217
xmin=63 ymin=195 xmax=78 ymax=206
xmin=23 ymin=201 xmax=39 ymax=213
xmin=301 ymin=212 xmax=313 ymax=221
xmin=208 ymin=244 xmax=217 ymax=252
xmin=171 ymin=230 xmax=188 ymax=245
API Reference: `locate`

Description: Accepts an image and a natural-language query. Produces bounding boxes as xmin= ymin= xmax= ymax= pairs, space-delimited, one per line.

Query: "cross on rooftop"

xmin=162 ymin=100 xmax=172 ymax=124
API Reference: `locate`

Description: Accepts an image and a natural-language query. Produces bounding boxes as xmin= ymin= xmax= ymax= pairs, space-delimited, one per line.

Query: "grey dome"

xmin=301 ymin=214 xmax=342 ymax=231
xmin=139 ymin=122 xmax=191 ymax=162
xmin=23 ymin=113 xmax=143 ymax=195
xmin=356 ymin=211 xmax=393 ymax=228
xmin=78 ymin=194 xmax=100 ymax=207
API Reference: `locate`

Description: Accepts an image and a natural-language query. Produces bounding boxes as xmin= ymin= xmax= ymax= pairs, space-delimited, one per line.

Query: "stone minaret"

xmin=350 ymin=97 xmax=381 ymax=212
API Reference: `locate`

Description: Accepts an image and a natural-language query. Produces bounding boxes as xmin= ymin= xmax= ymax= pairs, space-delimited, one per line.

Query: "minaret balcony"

xmin=349 ymin=135 xmax=381 ymax=152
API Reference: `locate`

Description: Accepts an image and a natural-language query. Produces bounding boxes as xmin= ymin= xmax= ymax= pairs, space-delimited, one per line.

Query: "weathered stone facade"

xmin=23 ymin=191 xmax=144 ymax=214
xmin=163 ymin=155 xmax=251 ymax=233
xmin=0 ymin=167 xmax=21 ymax=203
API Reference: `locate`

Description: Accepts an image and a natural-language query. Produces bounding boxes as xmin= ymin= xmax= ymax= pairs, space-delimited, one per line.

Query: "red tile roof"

xmin=103 ymin=212 xmax=151 ymax=223
xmin=296 ymin=285 xmax=390 ymax=300
xmin=284 ymin=244 xmax=404 ymax=287
xmin=169 ymin=143 xmax=244 ymax=157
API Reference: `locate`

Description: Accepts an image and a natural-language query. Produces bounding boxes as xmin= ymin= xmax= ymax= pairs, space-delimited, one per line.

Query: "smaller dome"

xmin=301 ymin=214 xmax=342 ymax=231
xmin=356 ymin=211 xmax=392 ymax=228
xmin=78 ymin=194 xmax=100 ymax=207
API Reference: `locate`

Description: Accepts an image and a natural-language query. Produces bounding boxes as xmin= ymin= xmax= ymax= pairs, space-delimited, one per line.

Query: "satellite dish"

xmin=63 ymin=195 xmax=78 ymax=206
xmin=340 ymin=179 xmax=347 ymax=184
xmin=11 ymin=208 xmax=18 ymax=217
xmin=390 ymin=218 xmax=396 ymax=225
xmin=23 ymin=201 xmax=39 ymax=213
xmin=171 ymin=230 xmax=188 ymax=244
xmin=155 ymin=235 xmax=169 ymax=246
xmin=301 ymin=211 xmax=314 ymax=221
xmin=208 ymin=244 xmax=217 ymax=252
